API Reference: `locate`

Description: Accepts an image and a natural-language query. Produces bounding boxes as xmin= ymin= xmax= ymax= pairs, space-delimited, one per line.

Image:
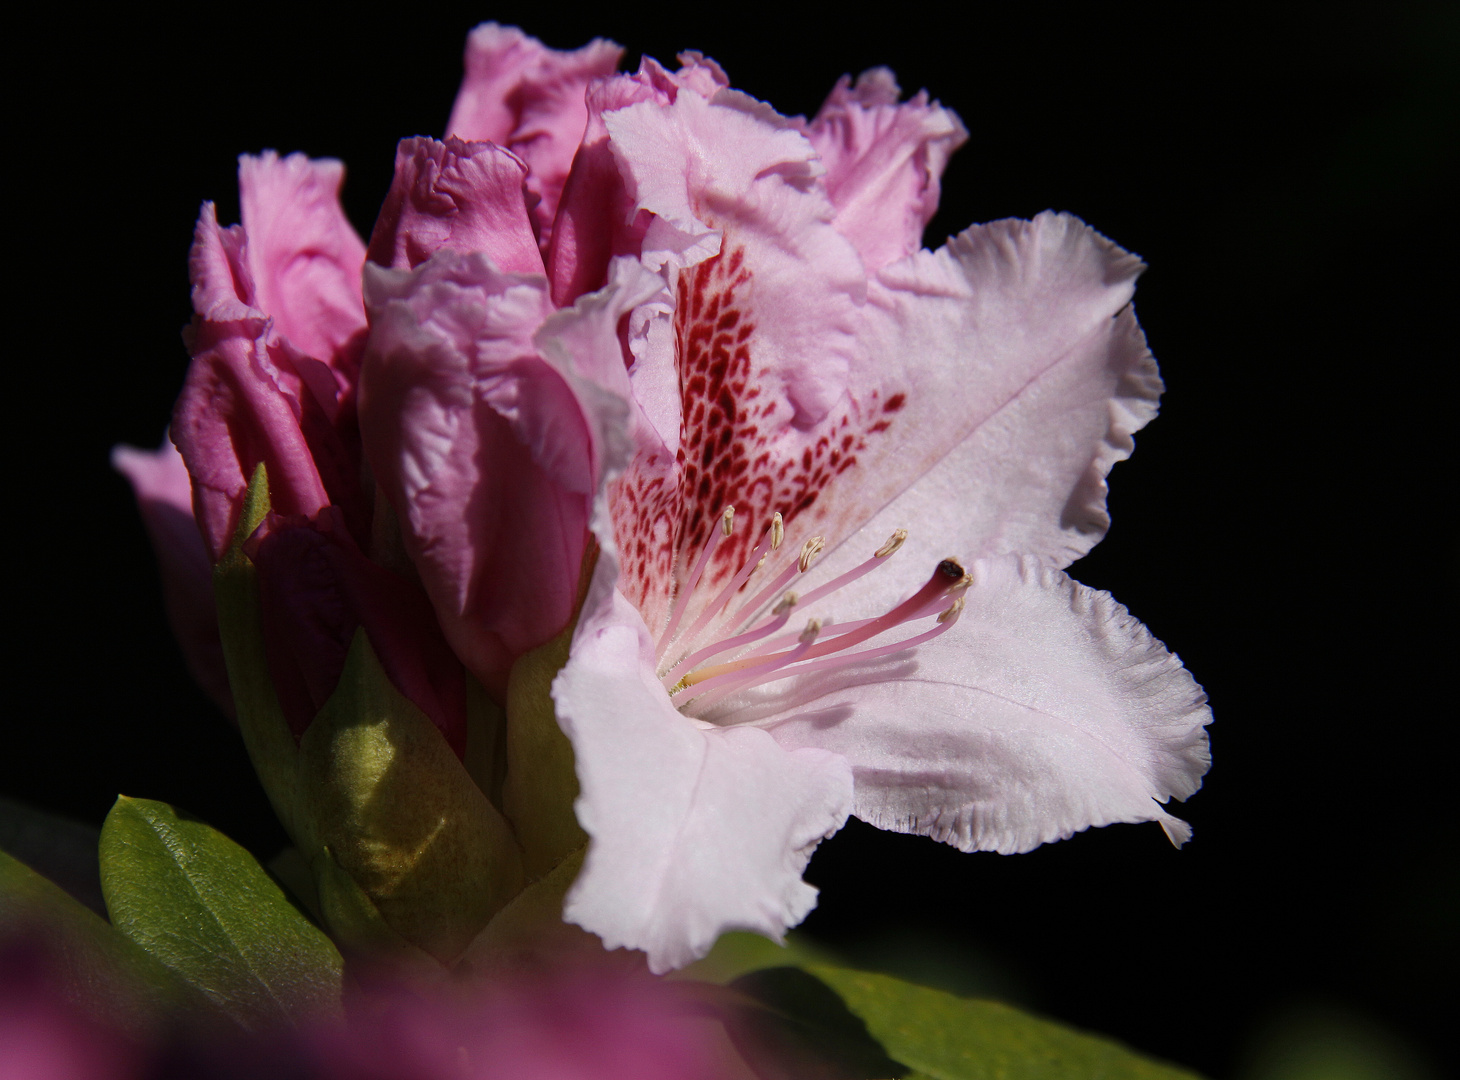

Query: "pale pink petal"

xmin=807 ymin=68 xmax=968 ymax=271
xmin=555 ymin=582 xmax=852 ymax=973
xmin=238 ymin=152 xmax=367 ymax=367
xmin=366 ymin=137 xmax=544 ymax=276
xmin=359 ymin=252 xmax=593 ymax=697
xmin=447 ymin=23 xmax=623 ymax=242
xmin=789 ymin=212 xmax=1156 ymax=621
xmin=599 ymin=89 xmax=873 ymax=637
xmin=547 ymin=55 xmax=728 ymax=306
xmin=751 ymin=556 xmax=1210 ymax=853
xmin=111 ymin=437 xmax=232 ymax=717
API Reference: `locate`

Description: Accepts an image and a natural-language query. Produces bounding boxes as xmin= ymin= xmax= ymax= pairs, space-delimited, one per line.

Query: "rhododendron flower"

xmin=359 ymin=31 xmax=1213 ymax=974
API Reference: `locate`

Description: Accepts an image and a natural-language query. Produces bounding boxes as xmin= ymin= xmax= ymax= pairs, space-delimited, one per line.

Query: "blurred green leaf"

xmin=724 ymin=966 xmax=908 ymax=1080
xmin=807 ymin=964 xmax=1203 ymax=1080
xmin=99 ymin=796 xmax=342 ymax=1031
xmin=675 ymin=930 xmax=837 ymax=985
xmin=0 ymin=847 xmax=211 ymax=1038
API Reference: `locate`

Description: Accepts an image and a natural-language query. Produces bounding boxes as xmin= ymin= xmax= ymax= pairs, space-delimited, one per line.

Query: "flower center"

xmin=652 ymin=506 xmax=968 ymax=714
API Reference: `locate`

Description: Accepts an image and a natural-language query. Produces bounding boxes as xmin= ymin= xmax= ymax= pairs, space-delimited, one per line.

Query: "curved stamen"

xmin=730 ymin=535 xmax=825 ymax=630
xmin=789 ymin=529 xmax=907 ymax=611
xmin=676 ymin=619 xmax=822 ymax=709
xmin=687 ymin=558 xmax=966 ymax=682
xmin=703 ymin=597 xmax=965 ymax=702
xmin=656 ymin=506 xmax=734 ymax=661
xmin=667 ymin=512 xmax=783 ymax=662
xmin=662 ymin=593 xmax=798 ymax=688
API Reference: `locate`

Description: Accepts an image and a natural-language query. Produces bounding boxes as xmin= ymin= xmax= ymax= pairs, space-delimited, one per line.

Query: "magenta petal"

xmin=173 ymin=204 xmax=368 ymax=561
xmin=360 ymin=253 xmax=595 ymax=696
xmin=367 ymin=137 xmax=545 ymax=275
xmin=111 ymin=437 xmax=233 ymax=718
xmin=446 ymin=23 xmax=623 ymax=242
xmin=238 ymin=151 xmax=367 ymax=367
xmin=548 ymin=55 xmax=729 ymax=305
xmin=249 ymin=508 xmax=467 ymax=753
xmin=808 ymin=68 xmax=967 ymax=271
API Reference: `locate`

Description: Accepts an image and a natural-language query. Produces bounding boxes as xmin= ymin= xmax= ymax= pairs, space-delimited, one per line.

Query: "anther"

xmin=721 ymin=506 xmax=735 ymax=536
xmin=800 ymin=618 xmax=822 ymax=641
xmin=875 ymin=529 xmax=908 ymax=558
xmin=770 ymin=512 xmax=784 ymax=550
xmin=798 ymin=536 xmax=825 ymax=573
xmin=938 ymin=597 xmax=965 ymax=623
xmin=773 ymin=592 xmax=798 ymax=615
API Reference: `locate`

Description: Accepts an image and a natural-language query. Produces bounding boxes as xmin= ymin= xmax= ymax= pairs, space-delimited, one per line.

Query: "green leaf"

xmin=724 ymin=966 xmax=908 ymax=1080
xmin=805 ymin=964 xmax=1203 ymax=1080
xmin=0 ymin=847 xmax=213 ymax=1038
xmin=674 ymin=930 xmax=837 ymax=985
xmin=99 ymin=796 xmax=343 ymax=1031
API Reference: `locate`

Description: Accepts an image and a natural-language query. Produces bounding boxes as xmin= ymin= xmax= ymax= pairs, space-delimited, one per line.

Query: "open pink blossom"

xmin=194 ymin=27 xmax=1209 ymax=977
xmin=526 ymin=61 xmax=1213 ymax=972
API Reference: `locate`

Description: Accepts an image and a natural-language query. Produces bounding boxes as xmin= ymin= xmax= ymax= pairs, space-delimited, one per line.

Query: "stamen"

xmin=792 ymin=530 xmax=909 ymax=611
xmin=730 ymin=535 xmax=825 ymax=630
xmin=666 ymin=513 xmax=783 ymax=663
xmin=875 ymin=529 xmax=908 ymax=558
xmin=695 ymin=559 xmax=966 ymax=678
xmin=720 ymin=596 xmax=964 ymax=695
xmin=662 ymin=593 xmax=799 ymax=687
xmin=656 ymin=506 xmax=735 ymax=661
xmin=679 ymin=619 xmax=823 ymax=710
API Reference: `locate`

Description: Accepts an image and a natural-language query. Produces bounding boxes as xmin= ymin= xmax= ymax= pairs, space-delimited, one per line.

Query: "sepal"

xmin=503 ymin=618 xmax=588 ymax=880
xmin=296 ymin=629 xmax=525 ymax=965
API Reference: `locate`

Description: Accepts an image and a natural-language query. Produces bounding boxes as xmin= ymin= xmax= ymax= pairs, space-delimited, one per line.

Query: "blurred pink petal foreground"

xmin=360 ymin=29 xmax=1213 ymax=974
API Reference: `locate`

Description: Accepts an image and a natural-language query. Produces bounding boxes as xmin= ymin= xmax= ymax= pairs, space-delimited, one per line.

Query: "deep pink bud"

xmin=248 ymin=508 xmax=467 ymax=755
xmin=367 ymin=137 xmax=546 ymax=275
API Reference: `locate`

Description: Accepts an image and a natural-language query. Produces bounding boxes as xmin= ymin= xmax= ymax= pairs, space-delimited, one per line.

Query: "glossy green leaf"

xmin=806 ymin=964 xmax=1203 ymax=1080
xmin=99 ymin=796 xmax=343 ymax=1031
xmin=0 ymin=847 xmax=213 ymax=1037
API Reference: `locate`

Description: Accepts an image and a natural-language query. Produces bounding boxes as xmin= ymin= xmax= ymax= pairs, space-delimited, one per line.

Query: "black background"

xmin=10 ymin=2 xmax=1454 ymax=1077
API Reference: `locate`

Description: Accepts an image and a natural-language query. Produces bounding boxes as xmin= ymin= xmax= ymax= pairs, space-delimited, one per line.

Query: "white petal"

xmin=750 ymin=556 xmax=1210 ymax=854
xmin=554 ymin=584 xmax=853 ymax=973
xmin=793 ymin=213 xmax=1157 ymax=620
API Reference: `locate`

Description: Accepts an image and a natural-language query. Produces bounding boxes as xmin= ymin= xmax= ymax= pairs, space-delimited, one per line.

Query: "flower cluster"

xmin=118 ymin=23 xmax=1211 ymax=976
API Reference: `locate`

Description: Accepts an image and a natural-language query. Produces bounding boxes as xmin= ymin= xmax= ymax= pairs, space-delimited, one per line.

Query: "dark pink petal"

xmin=111 ymin=437 xmax=233 ymax=718
xmin=238 ymin=152 xmax=367 ymax=368
xmin=548 ymin=55 xmax=728 ymax=306
xmin=808 ymin=68 xmax=967 ymax=271
xmin=173 ymin=204 xmax=368 ymax=561
xmin=446 ymin=23 xmax=622 ymax=243
xmin=360 ymin=254 xmax=595 ymax=697
xmin=249 ymin=507 xmax=467 ymax=753
xmin=367 ymin=137 xmax=545 ymax=275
